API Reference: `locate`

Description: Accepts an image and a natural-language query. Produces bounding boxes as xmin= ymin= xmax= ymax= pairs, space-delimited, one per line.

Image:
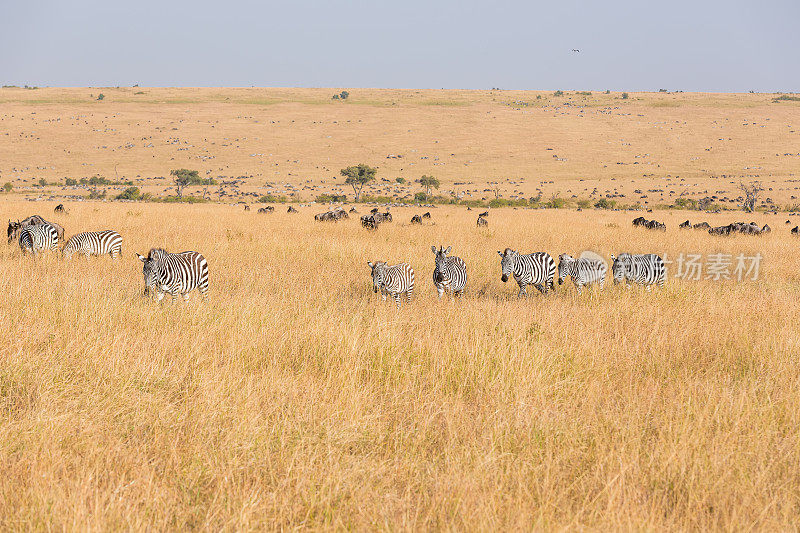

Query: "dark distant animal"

xmin=367 ymin=261 xmax=414 ymax=307
xmin=558 ymin=254 xmax=607 ymax=294
xmin=792 ymin=226 xmax=799 ymax=235
xmin=287 ymin=206 xmax=298 ymax=213
xmin=243 ymin=205 xmax=250 ymax=211
xmin=411 ymin=214 xmax=422 ymax=225
xmin=370 ymin=207 xmax=379 ymax=214
xmin=477 ymin=216 xmax=488 ymax=227
xmin=478 ymin=211 xmax=489 ymax=218
xmin=381 ymin=211 xmax=392 ymax=222
xmin=349 ymin=207 xmax=358 ymax=214
xmin=761 ymin=224 xmax=771 ymax=234
xmin=497 ymin=248 xmax=555 ymax=297
xmin=679 ymin=220 xmax=691 ymax=229
xmin=632 ymin=216 xmax=646 ymax=227
xmin=611 ymin=253 xmax=666 ymax=289
xmin=19 ymin=224 xmax=59 ymax=255
xmin=431 ymin=246 xmax=467 ymax=298
xmin=258 ymin=206 xmax=274 ymax=214
xmin=692 ymin=222 xmax=710 ymax=230
xmin=633 ymin=216 xmax=665 ymax=231
xmin=422 ymin=212 xmax=431 ymax=219
xmin=54 ymin=204 xmax=66 ymax=213
xmin=786 ymin=220 xmax=791 ymax=225
xmin=361 ymin=214 xmax=379 ymax=230
xmin=63 ymin=230 xmax=123 ymax=259
xmin=136 ymin=248 xmax=209 ymax=302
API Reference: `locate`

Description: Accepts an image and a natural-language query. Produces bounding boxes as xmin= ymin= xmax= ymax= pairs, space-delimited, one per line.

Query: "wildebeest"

xmin=708 ymin=221 xmax=766 ymax=236
xmin=287 ymin=206 xmax=298 ymax=213
xmin=258 ymin=206 xmax=274 ymax=214
xmin=8 ymin=215 xmax=65 ymax=244
xmin=792 ymin=226 xmax=799 ymax=235
xmin=422 ymin=212 xmax=431 ymax=219
xmin=361 ymin=214 xmax=379 ymax=230
xmin=633 ymin=216 xmax=666 ymax=231
xmin=243 ymin=205 xmax=250 ymax=211
xmin=410 ymin=214 xmax=422 ymax=225
xmin=679 ymin=220 xmax=691 ymax=229
xmin=477 ymin=216 xmax=488 ymax=227
xmin=478 ymin=211 xmax=489 ymax=218
xmin=315 ymin=207 xmax=348 ymax=221
xmin=761 ymin=224 xmax=771 ymax=234
xmin=692 ymin=222 xmax=710 ymax=230
xmin=349 ymin=207 xmax=358 ymax=214
xmin=54 ymin=204 xmax=67 ymax=214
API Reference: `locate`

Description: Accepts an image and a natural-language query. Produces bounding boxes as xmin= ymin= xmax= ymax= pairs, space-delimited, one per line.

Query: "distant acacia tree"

xmin=341 ymin=164 xmax=376 ymax=202
xmin=171 ymin=168 xmax=200 ymax=198
xmin=738 ymin=181 xmax=763 ymax=212
xmin=418 ymin=175 xmax=440 ymax=197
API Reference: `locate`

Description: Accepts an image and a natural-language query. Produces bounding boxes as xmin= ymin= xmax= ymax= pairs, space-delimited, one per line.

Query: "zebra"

xmin=19 ymin=224 xmax=59 ymax=255
xmin=477 ymin=216 xmax=488 ymax=227
xmin=62 ymin=230 xmax=123 ymax=259
xmin=367 ymin=261 xmax=414 ymax=307
xmin=610 ymin=253 xmax=666 ymax=289
xmin=8 ymin=215 xmax=64 ymax=244
xmin=431 ymin=246 xmax=467 ymax=298
xmin=497 ymin=248 xmax=556 ymax=297
xmin=135 ymin=248 xmax=209 ymax=302
xmin=557 ymin=254 xmax=606 ymax=294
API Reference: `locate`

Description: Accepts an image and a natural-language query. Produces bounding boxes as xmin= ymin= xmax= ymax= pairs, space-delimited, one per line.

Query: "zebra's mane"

xmin=148 ymin=248 xmax=168 ymax=259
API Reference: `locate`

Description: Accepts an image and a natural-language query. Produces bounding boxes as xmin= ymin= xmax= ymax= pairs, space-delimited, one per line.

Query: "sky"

xmin=2 ymin=0 xmax=799 ymax=92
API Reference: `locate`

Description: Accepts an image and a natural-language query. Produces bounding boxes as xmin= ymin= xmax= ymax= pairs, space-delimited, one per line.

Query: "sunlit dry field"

xmin=1 ymin=87 xmax=800 ymax=207
xmin=1 ymin=199 xmax=799 ymax=529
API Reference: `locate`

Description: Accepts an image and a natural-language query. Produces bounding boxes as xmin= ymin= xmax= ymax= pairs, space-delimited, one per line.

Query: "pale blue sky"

xmin=2 ymin=0 xmax=798 ymax=91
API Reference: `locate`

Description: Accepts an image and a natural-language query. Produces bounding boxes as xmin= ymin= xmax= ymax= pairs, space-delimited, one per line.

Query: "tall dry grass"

xmin=1 ymin=200 xmax=799 ymax=530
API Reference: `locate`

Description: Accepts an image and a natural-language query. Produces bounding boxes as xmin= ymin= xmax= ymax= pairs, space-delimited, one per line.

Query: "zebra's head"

xmin=610 ymin=253 xmax=630 ymax=284
xmin=7 ymin=220 xmax=20 ymax=244
xmin=431 ymin=245 xmax=451 ymax=283
xmin=557 ymin=254 xmax=575 ymax=285
xmin=136 ymin=249 xmax=165 ymax=295
xmin=367 ymin=261 xmax=387 ymax=293
xmin=497 ymin=248 xmax=517 ymax=282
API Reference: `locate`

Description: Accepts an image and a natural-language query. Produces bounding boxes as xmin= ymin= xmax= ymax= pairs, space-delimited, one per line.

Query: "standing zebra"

xmin=610 ymin=253 xmax=666 ymax=289
xmin=367 ymin=261 xmax=414 ymax=307
xmin=135 ymin=248 xmax=209 ymax=302
xmin=19 ymin=224 xmax=59 ymax=255
xmin=497 ymin=248 xmax=556 ymax=297
xmin=431 ymin=245 xmax=467 ymax=298
xmin=557 ymin=254 xmax=606 ymax=294
xmin=63 ymin=230 xmax=123 ymax=259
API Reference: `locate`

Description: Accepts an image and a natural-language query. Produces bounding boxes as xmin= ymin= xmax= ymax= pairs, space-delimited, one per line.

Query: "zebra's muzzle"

xmin=558 ymin=278 xmax=563 ymax=285
xmin=501 ymin=274 xmax=508 ymax=283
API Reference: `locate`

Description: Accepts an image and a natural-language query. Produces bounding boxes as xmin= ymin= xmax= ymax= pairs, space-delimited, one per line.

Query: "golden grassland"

xmin=1 ymin=87 xmax=800 ymax=206
xmin=1 ymin=199 xmax=799 ymax=529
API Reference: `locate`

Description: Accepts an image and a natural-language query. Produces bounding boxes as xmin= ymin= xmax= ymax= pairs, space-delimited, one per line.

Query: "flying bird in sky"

xmin=571 ymin=49 xmax=580 ymax=52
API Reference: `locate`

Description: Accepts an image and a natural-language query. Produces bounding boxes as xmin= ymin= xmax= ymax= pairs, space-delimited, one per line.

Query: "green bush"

xmin=38 ymin=178 xmax=48 ymax=187
xmin=97 ymin=93 xmax=105 ymax=101
xmin=621 ymin=92 xmax=629 ymax=99
xmin=594 ymin=198 xmax=616 ymax=209
xmin=553 ymin=90 xmax=564 ymax=97
xmin=577 ymin=199 xmax=592 ymax=209
xmin=116 ymin=187 xmax=141 ymax=201
xmin=395 ymin=177 xmax=405 ymax=184
xmin=414 ymin=192 xmax=428 ymax=202
xmin=65 ymin=178 xmax=78 ymax=186
xmin=315 ymin=194 xmax=347 ymax=203
xmin=160 ymin=195 xmax=207 ymax=203
xmin=258 ymin=194 xmax=288 ymax=203
xmin=2 ymin=182 xmax=12 ymax=192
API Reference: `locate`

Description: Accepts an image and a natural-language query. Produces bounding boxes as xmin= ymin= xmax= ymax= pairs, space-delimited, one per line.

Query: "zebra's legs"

xmin=183 ymin=292 xmax=191 ymax=301
xmin=517 ymin=284 xmax=527 ymax=298
xmin=406 ymin=288 xmax=413 ymax=303
xmin=575 ymin=283 xmax=583 ymax=295
xmin=534 ymin=284 xmax=547 ymax=295
xmin=436 ymin=287 xmax=444 ymax=299
xmin=155 ymin=291 xmax=165 ymax=302
xmin=393 ymin=292 xmax=402 ymax=308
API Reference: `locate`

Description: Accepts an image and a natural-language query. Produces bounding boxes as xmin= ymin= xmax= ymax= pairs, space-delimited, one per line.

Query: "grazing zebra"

xmin=497 ymin=248 xmax=556 ymax=297
xmin=557 ymin=254 xmax=606 ymax=294
xmin=63 ymin=230 xmax=123 ymax=259
xmin=411 ymin=214 xmax=422 ymax=225
xmin=135 ymin=248 xmax=209 ymax=302
xmin=19 ymin=224 xmax=59 ymax=255
xmin=431 ymin=246 xmax=467 ymax=298
xmin=477 ymin=216 xmax=488 ymax=227
xmin=367 ymin=261 xmax=414 ymax=307
xmin=8 ymin=215 xmax=64 ymax=244
xmin=610 ymin=253 xmax=666 ymax=289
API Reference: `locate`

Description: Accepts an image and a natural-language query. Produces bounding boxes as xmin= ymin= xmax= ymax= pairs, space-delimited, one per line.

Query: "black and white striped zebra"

xmin=63 ymin=230 xmax=123 ymax=259
xmin=367 ymin=261 xmax=414 ymax=307
xmin=557 ymin=254 xmax=607 ymax=294
xmin=610 ymin=253 xmax=666 ymax=289
xmin=135 ymin=248 xmax=209 ymax=301
xmin=19 ymin=224 xmax=59 ymax=255
xmin=497 ymin=248 xmax=556 ymax=297
xmin=431 ymin=245 xmax=467 ymax=298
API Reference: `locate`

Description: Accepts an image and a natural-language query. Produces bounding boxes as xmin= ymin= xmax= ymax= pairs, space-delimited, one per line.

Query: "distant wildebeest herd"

xmin=5 ymin=207 xmax=789 ymax=308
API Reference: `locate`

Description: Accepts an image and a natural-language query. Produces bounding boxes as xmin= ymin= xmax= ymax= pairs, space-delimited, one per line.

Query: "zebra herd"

xmin=7 ymin=215 xmax=209 ymax=302
xmin=369 ymin=246 xmax=666 ymax=307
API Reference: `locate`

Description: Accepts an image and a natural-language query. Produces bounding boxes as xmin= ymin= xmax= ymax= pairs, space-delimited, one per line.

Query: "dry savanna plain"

xmin=1 ymin=88 xmax=800 ymax=530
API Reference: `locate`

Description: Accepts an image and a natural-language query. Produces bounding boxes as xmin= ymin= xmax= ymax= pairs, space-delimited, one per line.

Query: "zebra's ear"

xmin=367 ymin=261 xmax=374 ymax=269
xmin=431 ymin=246 xmax=436 ymax=254
xmin=136 ymin=253 xmax=146 ymax=262
xmin=444 ymin=246 xmax=451 ymax=255
xmin=609 ymin=254 xmax=616 ymax=262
